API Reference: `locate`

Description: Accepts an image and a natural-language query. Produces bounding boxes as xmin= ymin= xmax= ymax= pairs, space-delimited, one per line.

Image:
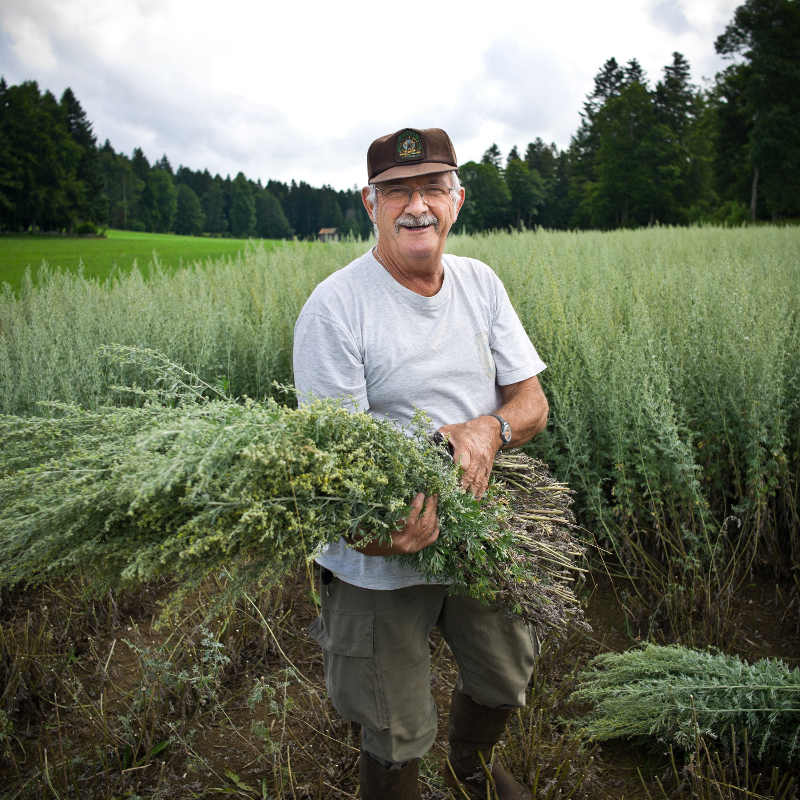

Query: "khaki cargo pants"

xmin=309 ymin=573 xmax=539 ymax=764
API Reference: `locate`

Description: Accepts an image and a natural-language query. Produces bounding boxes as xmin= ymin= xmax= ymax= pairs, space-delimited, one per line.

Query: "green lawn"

xmin=0 ymin=230 xmax=278 ymax=291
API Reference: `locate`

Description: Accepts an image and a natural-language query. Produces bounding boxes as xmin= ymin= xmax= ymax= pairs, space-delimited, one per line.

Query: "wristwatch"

xmin=489 ymin=414 xmax=512 ymax=447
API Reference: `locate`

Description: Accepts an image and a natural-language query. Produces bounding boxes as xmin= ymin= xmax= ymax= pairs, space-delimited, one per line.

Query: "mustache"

xmin=395 ymin=212 xmax=438 ymax=232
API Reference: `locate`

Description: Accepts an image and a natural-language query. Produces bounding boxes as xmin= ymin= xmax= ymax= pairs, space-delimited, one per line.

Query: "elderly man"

xmin=292 ymin=128 xmax=548 ymax=800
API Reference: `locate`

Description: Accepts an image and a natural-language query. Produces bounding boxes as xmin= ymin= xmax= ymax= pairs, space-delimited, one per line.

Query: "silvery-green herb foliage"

xmin=572 ymin=644 xmax=800 ymax=766
xmin=0 ymin=348 xmax=586 ymax=635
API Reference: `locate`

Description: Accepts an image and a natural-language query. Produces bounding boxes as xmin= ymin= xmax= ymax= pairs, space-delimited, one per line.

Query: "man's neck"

xmin=373 ymin=246 xmax=444 ymax=297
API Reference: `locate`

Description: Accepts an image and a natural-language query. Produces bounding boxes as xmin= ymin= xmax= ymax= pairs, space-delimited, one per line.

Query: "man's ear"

xmin=361 ymin=186 xmax=375 ymax=222
xmin=454 ymin=186 xmax=465 ymax=218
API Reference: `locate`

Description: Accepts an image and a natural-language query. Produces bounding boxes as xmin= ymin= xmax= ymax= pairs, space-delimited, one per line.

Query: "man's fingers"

xmin=459 ymin=458 xmax=492 ymax=498
xmin=402 ymin=493 xmax=438 ymax=531
xmin=421 ymin=493 xmax=438 ymax=520
xmin=439 ymin=418 xmax=500 ymax=498
xmin=410 ymin=491 xmax=425 ymax=511
xmin=389 ymin=494 xmax=440 ymax=554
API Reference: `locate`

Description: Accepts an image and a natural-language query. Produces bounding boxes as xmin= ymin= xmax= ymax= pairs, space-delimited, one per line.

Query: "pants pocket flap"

xmin=314 ymin=612 xmax=374 ymax=658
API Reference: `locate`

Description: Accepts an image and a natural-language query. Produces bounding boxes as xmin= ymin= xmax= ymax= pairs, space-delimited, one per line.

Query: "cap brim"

xmin=370 ymin=162 xmax=457 ymax=184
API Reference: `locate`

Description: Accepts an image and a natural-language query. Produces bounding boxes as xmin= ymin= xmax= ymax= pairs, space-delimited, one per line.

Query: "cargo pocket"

xmin=309 ymin=610 xmax=388 ymax=731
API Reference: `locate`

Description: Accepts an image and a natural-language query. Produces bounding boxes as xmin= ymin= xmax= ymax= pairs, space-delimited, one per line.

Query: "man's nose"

xmin=405 ymin=188 xmax=428 ymax=213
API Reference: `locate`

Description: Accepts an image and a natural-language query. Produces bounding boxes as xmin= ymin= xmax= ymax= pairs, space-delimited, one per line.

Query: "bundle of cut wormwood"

xmin=572 ymin=644 xmax=800 ymax=767
xmin=0 ymin=349 xmax=586 ymax=635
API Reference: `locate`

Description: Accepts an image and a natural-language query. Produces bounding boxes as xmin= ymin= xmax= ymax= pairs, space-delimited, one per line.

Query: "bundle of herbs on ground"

xmin=571 ymin=644 xmax=800 ymax=767
xmin=0 ymin=390 xmax=586 ymax=636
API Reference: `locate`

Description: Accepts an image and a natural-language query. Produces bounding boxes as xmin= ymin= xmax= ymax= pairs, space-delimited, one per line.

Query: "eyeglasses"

xmin=375 ymin=183 xmax=454 ymax=206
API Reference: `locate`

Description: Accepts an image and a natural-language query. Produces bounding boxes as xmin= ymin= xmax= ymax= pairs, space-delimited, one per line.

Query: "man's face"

xmin=361 ymin=171 xmax=465 ymax=265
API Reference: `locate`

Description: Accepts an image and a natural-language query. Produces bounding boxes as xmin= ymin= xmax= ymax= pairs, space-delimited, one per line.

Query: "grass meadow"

xmin=0 ymin=229 xmax=274 ymax=291
xmin=1 ymin=226 xmax=799 ymax=798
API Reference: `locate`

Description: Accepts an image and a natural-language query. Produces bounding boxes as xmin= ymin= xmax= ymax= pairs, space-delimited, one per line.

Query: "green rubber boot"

xmin=445 ymin=691 xmax=531 ymax=800
xmin=359 ymin=750 xmax=421 ymax=800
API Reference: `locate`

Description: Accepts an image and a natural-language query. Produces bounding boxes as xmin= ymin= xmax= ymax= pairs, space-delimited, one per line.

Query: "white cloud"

xmin=651 ymin=0 xmax=693 ymax=35
xmin=4 ymin=10 xmax=57 ymax=73
xmin=0 ymin=0 xmax=742 ymax=189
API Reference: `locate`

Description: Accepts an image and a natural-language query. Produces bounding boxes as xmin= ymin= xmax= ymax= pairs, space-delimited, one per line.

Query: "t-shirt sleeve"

xmin=489 ymin=275 xmax=547 ymax=385
xmin=292 ymin=310 xmax=369 ymax=410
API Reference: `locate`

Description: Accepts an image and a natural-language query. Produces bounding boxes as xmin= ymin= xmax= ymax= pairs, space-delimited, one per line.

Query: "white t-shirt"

xmin=292 ymin=249 xmax=546 ymax=589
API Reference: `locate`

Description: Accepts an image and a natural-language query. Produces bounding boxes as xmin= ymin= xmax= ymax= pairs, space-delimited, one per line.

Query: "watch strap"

xmin=488 ymin=413 xmax=511 ymax=445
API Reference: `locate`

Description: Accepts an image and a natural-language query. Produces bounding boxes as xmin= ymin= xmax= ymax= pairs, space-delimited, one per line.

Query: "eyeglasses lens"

xmin=381 ymin=185 xmax=450 ymax=204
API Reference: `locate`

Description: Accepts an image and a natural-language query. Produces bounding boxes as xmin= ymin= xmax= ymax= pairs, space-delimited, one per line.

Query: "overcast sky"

xmin=1 ymin=0 xmax=741 ymax=191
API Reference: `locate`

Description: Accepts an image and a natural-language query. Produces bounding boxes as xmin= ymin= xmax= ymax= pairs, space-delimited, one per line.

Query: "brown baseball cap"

xmin=367 ymin=127 xmax=458 ymax=184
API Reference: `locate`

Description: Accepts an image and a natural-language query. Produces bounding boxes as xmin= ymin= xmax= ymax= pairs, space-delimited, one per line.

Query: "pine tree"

xmin=255 ymin=189 xmax=291 ymax=239
xmin=547 ymin=151 xmax=575 ymax=229
xmin=623 ymin=58 xmax=647 ymax=87
xmin=174 ymin=183 xmax=205 ymax=235
xmin=284 ymin=180 xmax=318 ymax=239
xmin=585 ymin=58 xmax=625 ymax=116
xmin=0 ymin=77 xmax=19 ymax=223
xmin=229 ymin=172 xmax=256 ymax=237
xmin=525 ymin=139 xmax=560 ymax=227
xmin=481 ymin=143 xmax=502 ymax=169
xmin=97 ymin=143 xmax=144 ymax=230
xmin=0 ymin=81 xmax=81 ymax=231
xmin=131 ymin=147 xmax=150 ymax=181
xmin=709 ymin=64 xmax=754 ymax=220
xmin=654 ymin=53 xmax=716 ymax=222
xmin=592 ymin=81 xmax=668 ymax=227
xmin=458 ymin=161 xmax=511 ymax=231
xmin=318 ymin=186 xmax=344 ymax=232
xmin=203 ymin=180 xmax=228 ymax=235
xmin=60 ymin=87 xmax=103 ymax=227
xmin=569 ymin=58 xmax=627 ymax=227
xmin=655 ymin=53 xmax=694 ymax=137
xmin=505 ymin=157 xmax=544 ymax=229
xmin=715 ymin=0 xmax=800 ymax=219
xmin=130 ymin=148 xmax=152 ymax=229
xmin=155 ymin=154 xmax=173 ymax=175
xmin=146 ymin=169 xmax=177 ymax=232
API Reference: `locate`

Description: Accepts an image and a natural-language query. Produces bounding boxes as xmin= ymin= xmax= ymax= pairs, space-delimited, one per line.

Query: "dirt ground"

xmin=1 ymin=568 xmax=798 ymax=799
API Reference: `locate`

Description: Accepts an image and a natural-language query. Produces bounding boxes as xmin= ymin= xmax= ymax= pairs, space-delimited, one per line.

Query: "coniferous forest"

xmin=1 ymin=0 xmax=798 ymax=238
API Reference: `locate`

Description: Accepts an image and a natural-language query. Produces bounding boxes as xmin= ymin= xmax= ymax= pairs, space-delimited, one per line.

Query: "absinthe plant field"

xmin=2 ymin=225 xmax=798 ymax=630
xmin=2 ymin=225 xmax=800 ymax=797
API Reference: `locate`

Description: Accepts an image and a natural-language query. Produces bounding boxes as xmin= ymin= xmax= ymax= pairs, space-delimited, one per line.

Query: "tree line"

xmin=0 ymin=80 xmax=371 ymax=240
xmin=460 ymin=0 xmax=799 ymax=230
xmin=0 ymin=0 xmax=797 ymax=237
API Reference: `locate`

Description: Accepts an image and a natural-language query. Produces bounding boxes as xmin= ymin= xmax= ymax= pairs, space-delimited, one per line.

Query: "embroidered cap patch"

xmin=396 ymin=129 xmax=424 ymax=161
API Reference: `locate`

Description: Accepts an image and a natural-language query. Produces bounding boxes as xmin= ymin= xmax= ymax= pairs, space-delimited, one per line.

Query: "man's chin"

xmin=395 ymin=238 xmax=441 ymax=262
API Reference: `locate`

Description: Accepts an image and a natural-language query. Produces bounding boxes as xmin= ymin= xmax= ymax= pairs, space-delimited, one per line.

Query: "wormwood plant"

xmin=571 ymin=644 xmax=800 ymax=767
xmin=0 ymin=352 xmax=585 ymax=636
xmin=4 ymin=228 xmax=799 ymax=646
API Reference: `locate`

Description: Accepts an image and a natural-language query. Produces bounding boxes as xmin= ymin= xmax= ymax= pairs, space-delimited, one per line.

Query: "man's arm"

xmin=437 ymin=375 xmax=549 ymax=499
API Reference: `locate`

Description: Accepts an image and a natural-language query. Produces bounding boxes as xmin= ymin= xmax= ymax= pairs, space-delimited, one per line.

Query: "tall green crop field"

xmin=456 ymin=226 xmax=800 ymax=637
xmin=2 ymin=226 xmax=798 ymax=640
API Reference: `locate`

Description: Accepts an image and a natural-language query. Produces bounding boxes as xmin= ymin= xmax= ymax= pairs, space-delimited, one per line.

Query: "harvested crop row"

xmin=572 ymin=643 xmax=800 ymax=766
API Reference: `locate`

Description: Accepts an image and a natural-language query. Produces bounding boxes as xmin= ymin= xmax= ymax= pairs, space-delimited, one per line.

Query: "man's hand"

xmin=438 ymin=416 xmax=500 ymax=499
xmin=354 ymin=492 xmax=440 ymax=556
xmin=439 ymin=376 xmax=549 ymax=499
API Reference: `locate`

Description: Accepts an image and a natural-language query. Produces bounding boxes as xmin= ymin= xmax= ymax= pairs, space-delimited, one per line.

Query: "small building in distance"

xmin=318 ymin=227 xmax=338 ymax=242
